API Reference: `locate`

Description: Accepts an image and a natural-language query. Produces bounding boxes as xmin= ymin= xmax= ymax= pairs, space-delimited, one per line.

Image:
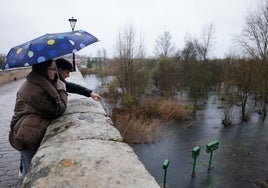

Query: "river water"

xmin=84 ymin=74 xmax=268 ymax=188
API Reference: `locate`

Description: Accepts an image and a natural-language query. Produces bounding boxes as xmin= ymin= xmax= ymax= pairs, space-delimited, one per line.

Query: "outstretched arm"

xmin=65 ymin=81 xmax=102 ymax=100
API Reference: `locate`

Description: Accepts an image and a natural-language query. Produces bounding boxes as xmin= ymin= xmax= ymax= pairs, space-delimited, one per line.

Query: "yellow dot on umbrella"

xmin=16 ymin=48 xmax=22 ymax=54
xmin=47 ymin=39 xmax=55 ymax=45
xmin=28 ymin=51 xmax=34 ymax=58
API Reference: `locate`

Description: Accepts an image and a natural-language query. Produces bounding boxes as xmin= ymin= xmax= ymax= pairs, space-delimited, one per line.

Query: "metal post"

xmin=191 ymin=146 xmax=200 ymax=177
xmin=162 ymin=159 xmax=169 ymax=188
xmin=72 ymin=50 xmax=76 ymax=71
xmin=192 ymin=157 xmax=197 ymax=176
xmin=208 ymin=151 xmax=213 ymax=170
xmin=72 ymin=27 xmax=76 ymax=71
xmin=68 ymin=17 xmax=77 ymax=71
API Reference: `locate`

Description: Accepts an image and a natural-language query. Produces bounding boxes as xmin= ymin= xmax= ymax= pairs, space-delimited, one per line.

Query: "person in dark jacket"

xmin=9 ymin=59 xmax=68 ymax=179
xmin=55 ymin=58 xmax=102 ymax=101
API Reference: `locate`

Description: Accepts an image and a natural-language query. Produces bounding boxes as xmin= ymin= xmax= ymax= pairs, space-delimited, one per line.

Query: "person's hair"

xmin=32 ymin=59 xmax=54 ymax=79
xmin=55 ymin=58 xmax=73 ymax=72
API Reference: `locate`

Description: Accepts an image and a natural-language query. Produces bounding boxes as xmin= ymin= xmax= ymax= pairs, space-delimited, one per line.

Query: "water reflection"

xmin=84 ymin=75 xmax=268 ymax=188
xmin=83 ymin=74 xmax=103 ymax=91
xmin=83 ymin=74 xmax=115 ymax=115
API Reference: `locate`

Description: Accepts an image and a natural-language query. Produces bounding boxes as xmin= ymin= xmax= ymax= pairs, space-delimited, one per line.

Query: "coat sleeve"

xmin=65 ymin=80 xmax=92 ymax=97
xmin=29 ymin=90 xmax=67 ymax=120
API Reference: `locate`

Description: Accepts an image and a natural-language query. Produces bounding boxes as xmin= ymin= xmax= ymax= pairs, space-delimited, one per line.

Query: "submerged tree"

xmin=237 ymin=0 xmax=268 ymax=120
xmin=222 ymin=58 xmax=259 ymax=122
xmin=152 ymin=31 xmax=179 ymax=96
xmin=114 ymin=23 xmax=148 ymax=105
xmin=180 ymin=24 xmax=216 ymax=111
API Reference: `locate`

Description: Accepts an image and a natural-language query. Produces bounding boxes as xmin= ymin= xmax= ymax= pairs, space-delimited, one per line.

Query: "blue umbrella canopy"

xmin=3 ymin=30 xmax=98 ymax=70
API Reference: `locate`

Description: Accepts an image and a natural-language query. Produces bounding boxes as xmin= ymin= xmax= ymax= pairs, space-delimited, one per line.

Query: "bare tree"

xmin=96 ymin=48 xmax=107 ymax=70
xmin=180 ymin=29 xmax=215 ymax=111
xmin=196 ymin=22 xmax=216 ymax=62
xmin=114 ymin=23 xmax=147 ymax=105
xmin=154 ymin=31 xmax=175 ymax=58
xmin=136 ymin=32 xmax=146 ymax=59
xmin=237 ymin=0 xmax=268 ymax=61
xmin=181 ymin=33 xmax=199 ymax=62
xmin=237 ymin=0 xmax=268 ymax=119
xmin=115 ymin=23 xmax=135 ymax=96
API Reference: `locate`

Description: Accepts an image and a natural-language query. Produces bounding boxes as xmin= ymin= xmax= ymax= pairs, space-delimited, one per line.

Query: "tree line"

xmin=93 ymin=0 xmax=268 ymax=127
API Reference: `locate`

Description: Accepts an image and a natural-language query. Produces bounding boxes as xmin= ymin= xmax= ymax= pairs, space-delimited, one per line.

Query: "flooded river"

xmin=84 ymin=74 xmax=268 ymax=188
xmin=132 ymin=95 xmax=268 ymax=188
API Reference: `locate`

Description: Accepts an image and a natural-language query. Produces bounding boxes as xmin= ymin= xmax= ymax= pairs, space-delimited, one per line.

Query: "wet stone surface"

xmin=20 ymin=71 xmax=160 ymax=188
xmin=0 ymin=79 xmax=25 ymax=188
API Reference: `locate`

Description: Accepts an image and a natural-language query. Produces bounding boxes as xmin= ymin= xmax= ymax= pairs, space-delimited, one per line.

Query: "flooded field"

xmin=132 ymin=94 xmax=268 ymax=188
xmin=84 ymin=74 xmax=268 ymax=188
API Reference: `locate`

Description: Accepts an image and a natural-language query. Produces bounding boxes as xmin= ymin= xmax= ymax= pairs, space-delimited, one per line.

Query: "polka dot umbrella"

xmin=2 ymin=30 xmax=99 ymax=70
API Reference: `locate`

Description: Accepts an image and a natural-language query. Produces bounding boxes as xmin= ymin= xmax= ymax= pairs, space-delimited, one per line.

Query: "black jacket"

xmin=65 ymin=80 xmax=92 ymax=97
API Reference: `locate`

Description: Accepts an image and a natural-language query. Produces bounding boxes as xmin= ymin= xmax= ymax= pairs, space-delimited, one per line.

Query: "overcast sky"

xmin=0 ymin=0 xmax=261 ymax=59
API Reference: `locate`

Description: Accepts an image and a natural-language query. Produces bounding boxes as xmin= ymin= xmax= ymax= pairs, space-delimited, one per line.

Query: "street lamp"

xmin=68 ymin=17 xmax=77 ymax=71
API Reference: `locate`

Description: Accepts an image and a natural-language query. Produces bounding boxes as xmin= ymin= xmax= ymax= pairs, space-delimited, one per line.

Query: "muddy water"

xmin=84 ymin=75 xmax=268 ymax=188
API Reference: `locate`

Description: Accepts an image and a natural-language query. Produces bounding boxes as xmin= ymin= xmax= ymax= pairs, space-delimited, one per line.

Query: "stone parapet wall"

xmin=21 ymin=70 xmax=160 ymax=188
xmin=0 ymin=67 xmax=31 ymax=85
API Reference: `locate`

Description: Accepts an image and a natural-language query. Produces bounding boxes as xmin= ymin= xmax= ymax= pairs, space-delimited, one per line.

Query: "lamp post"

xmin=68 ymin=17 xmax=77 ymax=71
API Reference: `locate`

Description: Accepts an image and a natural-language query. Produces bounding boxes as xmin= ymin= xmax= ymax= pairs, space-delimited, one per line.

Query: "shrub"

xmin=111 ymin=98 xmax=189 ymax=144
xmin=121 ymin=93 xmax=136 ymax=107
xmin=112 ymin=107 xmax=160 ymax=144
xmin=142 ymin=98 xmax=189 ymax=121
